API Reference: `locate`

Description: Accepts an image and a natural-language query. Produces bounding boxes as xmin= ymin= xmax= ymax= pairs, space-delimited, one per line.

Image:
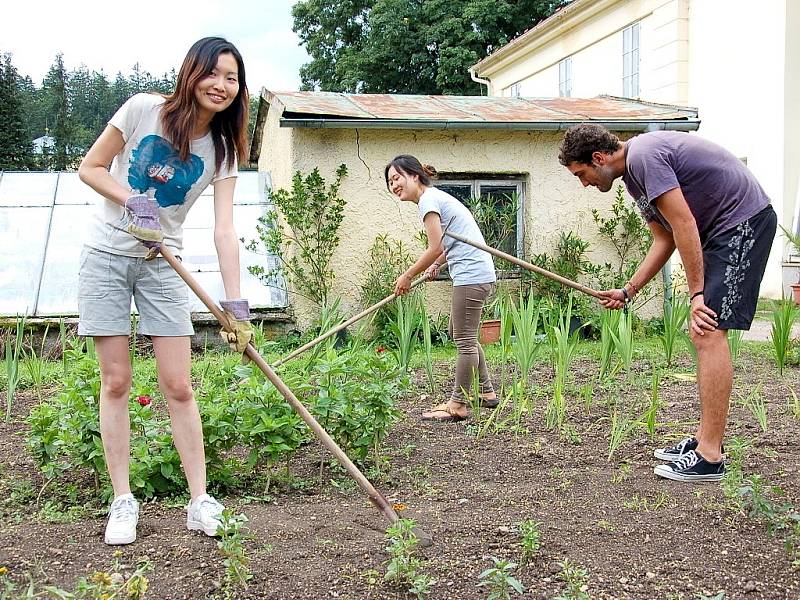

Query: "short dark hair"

xmin=384 ymin=155 xmax=438 ymax=189
xmin=558 ymin=123 xmax=622 ymax=166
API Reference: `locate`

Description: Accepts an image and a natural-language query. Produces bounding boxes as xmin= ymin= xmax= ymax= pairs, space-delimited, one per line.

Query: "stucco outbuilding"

xmin=251 ymin=90 xmax=699 ymax=328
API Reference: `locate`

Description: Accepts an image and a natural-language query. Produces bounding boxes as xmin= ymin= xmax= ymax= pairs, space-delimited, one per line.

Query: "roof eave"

xmin=472 ymin=0 xmax=615 ymax=77
xmin=279 ymin=118 xmax=701 ymax=132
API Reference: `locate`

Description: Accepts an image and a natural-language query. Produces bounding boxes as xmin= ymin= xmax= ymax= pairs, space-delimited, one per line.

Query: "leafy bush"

xmin=246 ymin=164 xmax=348 ymax=307
xmin=359 ymin=234 xmax=416 ymax=340
xmin=301 ymin=345 xmax=407 ymax=466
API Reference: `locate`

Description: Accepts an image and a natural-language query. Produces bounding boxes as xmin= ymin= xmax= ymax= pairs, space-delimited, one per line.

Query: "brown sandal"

xmin=421 ymin=403 xmax=467 ymax=422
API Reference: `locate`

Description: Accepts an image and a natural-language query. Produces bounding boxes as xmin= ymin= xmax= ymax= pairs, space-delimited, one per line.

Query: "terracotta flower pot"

xmin=479 ymin=319 xmax=501 ymax=344
xmin=792 ymin=283 xmax=800 ymax=305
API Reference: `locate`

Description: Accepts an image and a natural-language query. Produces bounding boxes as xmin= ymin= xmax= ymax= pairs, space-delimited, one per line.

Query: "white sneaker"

xmin=104 ymin=493 xmax=139 ymax=545
xmin=187 ymin=493 xmax=224 ymax=536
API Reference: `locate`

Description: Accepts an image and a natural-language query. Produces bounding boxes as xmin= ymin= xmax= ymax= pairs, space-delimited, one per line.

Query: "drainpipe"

xmin=469 ymin=67 xmax=491 ymax=95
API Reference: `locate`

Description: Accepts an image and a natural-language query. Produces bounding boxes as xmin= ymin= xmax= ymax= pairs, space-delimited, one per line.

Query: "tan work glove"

xmin=219 ymin=299 xmax=253 ymax=362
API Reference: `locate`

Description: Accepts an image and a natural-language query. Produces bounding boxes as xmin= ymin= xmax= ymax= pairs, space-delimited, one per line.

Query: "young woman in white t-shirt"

xmin=78 ymin=37 xmax=251 ymax=545
xmin=385 ymin=155 xmax=497 ymax=422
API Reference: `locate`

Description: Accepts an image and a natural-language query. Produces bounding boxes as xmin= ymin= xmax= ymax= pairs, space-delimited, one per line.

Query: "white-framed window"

xmin=558 ymin=57 xmax=572 ymax=97
xmin=508 ymin=81 xmax=522 ymax=97
xmin=623 ymin=22 xmax=640 ymax=97
xmin=436 ymin=177 xmax=524 ymax=272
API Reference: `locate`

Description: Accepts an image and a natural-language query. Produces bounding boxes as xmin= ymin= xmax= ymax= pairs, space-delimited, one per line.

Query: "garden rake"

xmin=272 ymin=275 xmax=428 ymax=367
xmin=443 ymin=230 xmax=603 ymax=300
xmin=155 ymin=245 xmax=433 ymax=547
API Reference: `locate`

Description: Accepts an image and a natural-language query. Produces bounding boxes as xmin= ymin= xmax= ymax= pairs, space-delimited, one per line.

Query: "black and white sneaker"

xmin=653 ymin=436 xmax=697 ymax=461
xmin=653 ymin=450 xmax=725 ymax=482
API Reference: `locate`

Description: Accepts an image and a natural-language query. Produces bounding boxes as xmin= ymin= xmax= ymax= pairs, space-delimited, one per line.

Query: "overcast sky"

xmin=1 ymin=0 xmax=310 ymax=93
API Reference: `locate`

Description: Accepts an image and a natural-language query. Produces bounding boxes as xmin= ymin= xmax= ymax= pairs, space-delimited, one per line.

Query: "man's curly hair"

xmin=558 ymin=123 xmax=622 ymax=166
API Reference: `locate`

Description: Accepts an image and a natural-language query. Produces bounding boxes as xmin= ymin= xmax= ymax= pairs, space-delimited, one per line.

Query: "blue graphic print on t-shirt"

xmin=128 ymin=135 xmax=204 ymax=207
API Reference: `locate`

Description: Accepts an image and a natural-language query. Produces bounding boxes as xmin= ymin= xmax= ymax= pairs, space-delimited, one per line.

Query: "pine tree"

xmin=42 ymin=53 xmax=72 ymax=170
xmin=0 ymin=53 xmax=34 ymax=170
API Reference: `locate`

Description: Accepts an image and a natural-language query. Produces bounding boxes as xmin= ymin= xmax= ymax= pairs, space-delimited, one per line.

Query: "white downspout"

xmin=469 ymin=68 xmax=491 ymax=95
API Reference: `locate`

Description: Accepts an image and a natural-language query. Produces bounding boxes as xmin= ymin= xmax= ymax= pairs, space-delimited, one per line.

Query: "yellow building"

xmin=471 ymin=0 xmax=800 ymax=298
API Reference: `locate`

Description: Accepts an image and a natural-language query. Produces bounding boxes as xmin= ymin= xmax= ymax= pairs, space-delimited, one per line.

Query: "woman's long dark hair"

xmin=161 ymin=37 xmax=248 ymax=173
xmin=384 ymin=155 xmax=438 ymax=189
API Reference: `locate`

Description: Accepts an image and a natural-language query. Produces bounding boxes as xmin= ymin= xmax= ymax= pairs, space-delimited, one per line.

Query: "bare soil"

xmin=1 ymin=348 xmax=799 ymax=599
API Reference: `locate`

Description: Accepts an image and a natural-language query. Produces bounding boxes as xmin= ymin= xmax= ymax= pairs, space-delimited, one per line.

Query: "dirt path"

xmin=0 ymin=351 xmax=798 ymax=599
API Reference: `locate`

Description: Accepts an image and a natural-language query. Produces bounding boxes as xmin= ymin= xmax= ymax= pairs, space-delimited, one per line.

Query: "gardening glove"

xmin=122 ymin=192 xmax=163 ymax=247
xmin=219 ymin=299 xmax=253 ymax=363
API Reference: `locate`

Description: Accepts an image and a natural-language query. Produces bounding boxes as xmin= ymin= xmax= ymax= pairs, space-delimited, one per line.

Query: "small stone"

xmin=549 ymin=562 xmax=561 ymax=575
xmin=109 ymin=573 xmax=124 ymax=585
xmin=458 ymin=498 xmax=469 ymax=505
xmin=646 ymin=572 xmax=656 ymax=579
xmin=619 ymin=577 xmax=629 ymax=585
xmin=744 ymin=581 xmax=757 ymax=593
xmin=498 ymin=526 xmax=511 ymax=534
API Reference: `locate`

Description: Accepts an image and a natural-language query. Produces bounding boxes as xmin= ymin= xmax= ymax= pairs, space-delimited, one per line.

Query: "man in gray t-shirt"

xmin=559 ymin=124 xmax=776 ymax=484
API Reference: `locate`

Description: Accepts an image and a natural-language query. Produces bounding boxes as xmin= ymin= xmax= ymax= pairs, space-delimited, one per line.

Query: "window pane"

xmin=623 ymin=27 xmax=631 ymax=52
xmin=632 ymin=48 xmax=639 ymax=75
xmin=37 ymin=205 xmax=94 ymax=315
xmin=0 ymin=207 xmax=50 ymax=314
xmin=55 ymin=173 xmax=103 ymax=205
xmin=633 ymin=22 xmax=640 ymax=48
xmin=0 ymin=172 xmax=57 ymax=207
xmin=474 ymin=185 xmax=518 ymax=257
xmin=437 ymin=184 xmax=472 ymax=204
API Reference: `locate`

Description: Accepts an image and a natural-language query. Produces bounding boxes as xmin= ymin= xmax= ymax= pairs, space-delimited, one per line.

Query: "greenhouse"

xmin=0 ymin=170 xmax=286 ymax=317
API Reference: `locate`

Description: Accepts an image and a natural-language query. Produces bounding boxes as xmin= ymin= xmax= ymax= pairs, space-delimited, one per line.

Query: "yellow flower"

xmin=91 ymin=571 xmax=112 ymax=586
xmin=392 ymin=502 xmax=407 ymax=512
xmin=0 ymin=566 xmax=8 ymax=576
xmin=113 ymin=550 xmax=123 ymax=558
xmin=127 ymin=575 xmax=149 ymax=599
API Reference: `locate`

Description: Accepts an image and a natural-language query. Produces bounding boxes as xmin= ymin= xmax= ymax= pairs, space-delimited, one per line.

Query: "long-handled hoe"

xmin=273 ymin=275 xmax=428 ymax=367
xmin=156 ymin=245 xmax=433 ymax=546
xmin=443 ymin=230 xmax=603 ymax=300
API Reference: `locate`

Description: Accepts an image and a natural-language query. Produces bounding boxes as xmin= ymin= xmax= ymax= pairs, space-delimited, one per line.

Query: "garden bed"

xmin=0 ymin=342 xmax=799 ymax=599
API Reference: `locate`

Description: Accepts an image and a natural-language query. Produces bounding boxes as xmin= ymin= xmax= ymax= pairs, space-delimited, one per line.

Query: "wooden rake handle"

xmin=273 ymin=275 xmax=428 ymax=368
xmin=443 ymin=230 xmax=603 ymax=300
xmin=155 ymin=245 xmax=432 ymax=546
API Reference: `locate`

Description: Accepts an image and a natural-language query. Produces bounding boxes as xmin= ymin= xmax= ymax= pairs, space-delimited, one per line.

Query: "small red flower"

xmin=137 ymin=395 xmax=152 ymax=407
xmin=376 ymin=346 xmax=386 ymax=353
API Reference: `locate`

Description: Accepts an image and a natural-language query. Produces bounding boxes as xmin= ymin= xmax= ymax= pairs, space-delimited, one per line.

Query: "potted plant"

xmin=479 ymin=289 xmax=503 ymax=344
xmin=779 ymin=225 xmax=800 ymax=304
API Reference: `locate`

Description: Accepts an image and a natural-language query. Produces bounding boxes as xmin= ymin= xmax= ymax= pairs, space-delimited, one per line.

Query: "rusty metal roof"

xmin=261 ymin=89 xmax=698 ymax=130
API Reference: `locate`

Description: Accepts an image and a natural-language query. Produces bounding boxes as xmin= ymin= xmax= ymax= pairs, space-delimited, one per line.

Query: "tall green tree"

xmin=292 ymin=0 xmax=372 ymax=92
xmin=0 ymin=53 xmax=34 ymax=169
xmin=293 ymin=0 xmax=566 ymax=94
xmin=41 ymin=54 xmax=73 ymax=170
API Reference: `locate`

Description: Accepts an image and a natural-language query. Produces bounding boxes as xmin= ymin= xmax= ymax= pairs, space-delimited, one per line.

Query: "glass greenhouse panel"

xmin=55 ymin=172 xmax=103 ymax=205
xmin=0 ymin=172 xmax=285 ymax=316
xmin=232 ymin=171 xmax=266 ymax=205
xmin=0 ymin=207 xmax=50 ymax=314
xmin=36 ymin=205 xmax=95 ymax=315
xmin=0 ymin=172 xmax=58 ymax=207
